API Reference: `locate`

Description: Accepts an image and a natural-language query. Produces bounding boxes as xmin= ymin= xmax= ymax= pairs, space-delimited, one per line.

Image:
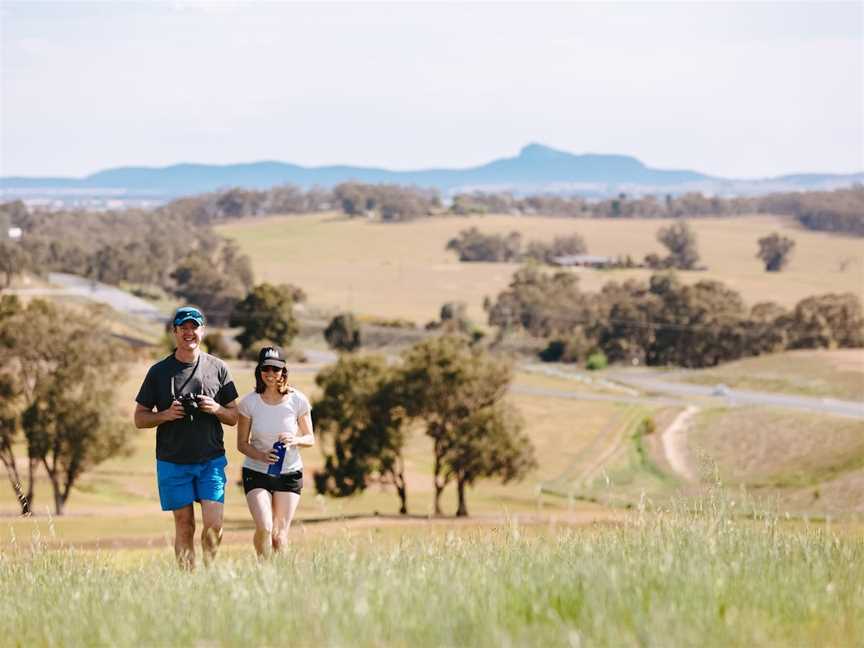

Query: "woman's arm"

xmin=293 ymin=413 xmax=315 ymax=448
xmin=236 ymin=414 xmax=277 ymax=463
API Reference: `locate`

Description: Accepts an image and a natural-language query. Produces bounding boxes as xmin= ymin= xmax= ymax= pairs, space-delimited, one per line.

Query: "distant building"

xmin=551 ymin=254 xmax=615 ymax=268
xmin=7 ymin=227 xmax=22 ymax=240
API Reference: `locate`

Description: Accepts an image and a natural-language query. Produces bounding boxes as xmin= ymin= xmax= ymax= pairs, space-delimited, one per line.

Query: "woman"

xmin=237 ymin=346 xmax=314 ymax=557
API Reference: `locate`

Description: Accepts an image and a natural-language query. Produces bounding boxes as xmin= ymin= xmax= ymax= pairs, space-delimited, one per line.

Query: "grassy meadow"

xmin=4 ymin=497 xmax=863 ymax=647
xmin=216 ymin=212 xmax=864 ymax=325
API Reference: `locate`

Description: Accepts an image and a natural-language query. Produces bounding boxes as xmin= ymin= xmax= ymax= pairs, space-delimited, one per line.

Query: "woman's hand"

xmin=259 ymin=447 xmax=279 ymax=464
xmin=278 ymin=432 xmax=297 ymax=447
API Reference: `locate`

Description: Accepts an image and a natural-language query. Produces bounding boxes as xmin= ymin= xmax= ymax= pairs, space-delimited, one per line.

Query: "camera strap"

xmin=171 ymin=354 xmax=202 ymax=400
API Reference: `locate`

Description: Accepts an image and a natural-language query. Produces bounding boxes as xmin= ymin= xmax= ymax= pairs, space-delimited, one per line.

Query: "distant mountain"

xmin=2 ymin=143 xmax=861 ymax=204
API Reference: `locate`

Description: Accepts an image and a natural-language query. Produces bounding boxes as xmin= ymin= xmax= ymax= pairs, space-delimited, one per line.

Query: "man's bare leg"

xmin=201 ymin=499 xmax=224 ymax=566
xmin=173 ymin=505 xmax=196 ymax=570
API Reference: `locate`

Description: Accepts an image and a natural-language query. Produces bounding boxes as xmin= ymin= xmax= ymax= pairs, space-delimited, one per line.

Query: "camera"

xmin=177 ymin=393 xmax=200 ymax=418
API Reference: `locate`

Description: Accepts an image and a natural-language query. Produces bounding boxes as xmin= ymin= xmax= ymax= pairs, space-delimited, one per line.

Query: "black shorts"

xmin=242 ymin=467 xmax=303 ymax=495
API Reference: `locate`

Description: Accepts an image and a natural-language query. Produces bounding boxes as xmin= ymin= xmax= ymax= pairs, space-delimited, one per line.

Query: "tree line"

xmin=448 ymin=186 xmax=864 ymax=236
xmin=484 ymin=266 xmax=863 ymax=368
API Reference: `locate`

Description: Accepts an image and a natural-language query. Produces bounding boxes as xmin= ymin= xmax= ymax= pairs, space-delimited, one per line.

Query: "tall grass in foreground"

xmin=2 ymin=497 xmax=862 ymax=647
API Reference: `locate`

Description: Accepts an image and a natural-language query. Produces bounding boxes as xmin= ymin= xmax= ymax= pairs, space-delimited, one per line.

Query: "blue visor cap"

xmin=173 ymin=307 xmax=205 ymax=327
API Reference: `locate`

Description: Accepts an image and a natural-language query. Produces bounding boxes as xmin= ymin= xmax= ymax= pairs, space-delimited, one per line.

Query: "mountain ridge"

xmin=2 ymin=143 xmax=861 ymax=200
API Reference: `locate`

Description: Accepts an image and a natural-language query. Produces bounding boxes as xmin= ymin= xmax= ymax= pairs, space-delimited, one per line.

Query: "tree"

xmin=398 ymin=336 xmax=536 ymax=516
xmin=485 ymin=265 xmax=593 ymax=338
xmin=230 ymin=283 xmax=300 ymax=351
xmin=446 ymin=228 xmax=522 ymax=262
xmin=0 ymin=299 xmax=133 ymax=515
xmin=522 ymin=233 xmax=588 ymax=264
xmin=656 ymin=221 xmax=700 ymax=270
xmin=0 ymin=297 xmax=28 ymax=513
xmin=784 ymin=293 xmax=864 ymax=349
xmin=0 ymin=240 xmax=30 ymax=287
xmin=426 ymin=302 xmax=475 ymax=338
xmin=170 ymin=251 xmax=248 ymax=325
xmin=324 ymin=313 xmax=362 ymax=352
xmin=756 ymin=233 xmax=795 ymax=271
xmin=442 ymin=402 xmax=535 ymax=517
xmin=312 ymin=355 xmax=409 ymax=513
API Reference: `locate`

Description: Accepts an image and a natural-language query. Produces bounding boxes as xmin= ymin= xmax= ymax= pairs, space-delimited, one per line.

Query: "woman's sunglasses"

xmin=260 ymin=366 xmax=284 ymax=374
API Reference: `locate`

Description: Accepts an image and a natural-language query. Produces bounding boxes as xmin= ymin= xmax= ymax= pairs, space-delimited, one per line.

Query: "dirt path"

xmin=662 ymin=406 xmax=700 ymax=482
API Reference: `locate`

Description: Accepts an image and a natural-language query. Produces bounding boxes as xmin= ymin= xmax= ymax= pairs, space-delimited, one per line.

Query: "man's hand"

xmin=196 ymin=395 xmax=221 ymax=415
xmin=160 ymin=401 xmax=186 ymax=423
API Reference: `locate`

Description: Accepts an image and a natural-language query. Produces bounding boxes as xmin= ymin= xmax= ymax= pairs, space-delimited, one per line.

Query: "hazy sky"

xmin=1 ymin=1 xmax=861 ymax=178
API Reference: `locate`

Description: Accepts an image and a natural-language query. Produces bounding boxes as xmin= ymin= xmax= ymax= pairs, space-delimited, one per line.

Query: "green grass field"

xmin=4 ymin=497 xmax=862 ymax=647
xmin=216 ymin=212 xmax=864 ymax=325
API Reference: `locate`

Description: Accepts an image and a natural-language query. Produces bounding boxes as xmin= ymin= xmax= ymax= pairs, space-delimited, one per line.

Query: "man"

xmin=134 ymin=306 xmax=239 ymax=569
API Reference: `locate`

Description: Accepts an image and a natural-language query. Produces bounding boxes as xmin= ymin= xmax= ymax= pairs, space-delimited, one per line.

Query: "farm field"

xmin=216 ymin=212 xmax=864 ymax=325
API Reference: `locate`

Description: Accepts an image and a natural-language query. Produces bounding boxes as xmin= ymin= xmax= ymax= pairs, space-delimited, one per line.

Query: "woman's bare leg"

xmin=245 ymin=488 xmax=274 ymax=558
xmin=271 ymin=491 xmax=301 ymax=553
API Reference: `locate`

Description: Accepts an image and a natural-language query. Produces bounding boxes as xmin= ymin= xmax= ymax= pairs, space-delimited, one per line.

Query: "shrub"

xmin=586 ymin=351 xmax=608 ymax=371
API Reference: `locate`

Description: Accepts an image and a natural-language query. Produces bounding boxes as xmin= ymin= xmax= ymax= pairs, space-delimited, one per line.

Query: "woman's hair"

xmin=254 ymin=365 xmax=290 ymax=395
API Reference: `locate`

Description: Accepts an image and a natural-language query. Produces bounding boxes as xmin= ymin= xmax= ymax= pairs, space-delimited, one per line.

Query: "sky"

xmin=1 ymin=1 xmax=862 ymax=179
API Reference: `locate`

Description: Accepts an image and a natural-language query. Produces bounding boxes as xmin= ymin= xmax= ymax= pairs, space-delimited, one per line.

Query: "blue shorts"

xmin=156 ymin=455 xmax=228 ymax=511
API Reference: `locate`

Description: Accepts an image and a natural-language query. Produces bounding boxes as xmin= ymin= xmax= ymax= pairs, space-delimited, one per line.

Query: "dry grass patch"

xmin=689 ymin=407 xmax=864 ymax=489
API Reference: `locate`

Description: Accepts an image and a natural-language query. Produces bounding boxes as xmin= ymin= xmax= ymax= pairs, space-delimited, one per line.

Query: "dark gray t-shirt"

xmin=135 ymin=352 xmax=239 ymax=464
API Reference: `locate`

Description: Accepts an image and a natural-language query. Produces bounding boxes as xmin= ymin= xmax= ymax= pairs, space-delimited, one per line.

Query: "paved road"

xmin=9 ymin=273 xmax=168 ymax=323
xmin=608 ymin=371 xmax=864 ymax=420
xmin=511 ymin=384 xmax=684 ymax=407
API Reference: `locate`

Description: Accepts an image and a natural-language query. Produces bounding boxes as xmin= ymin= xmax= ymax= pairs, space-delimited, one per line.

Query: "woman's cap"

xmin=258 ymin=346 xmax=286 ymax=369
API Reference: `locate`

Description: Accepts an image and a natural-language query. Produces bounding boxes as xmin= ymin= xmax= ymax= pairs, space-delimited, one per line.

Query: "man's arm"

xmin=197 ymin=396 xmax=239 ymax=426
xmin=134 ymin=402 xmax=184 ymax=429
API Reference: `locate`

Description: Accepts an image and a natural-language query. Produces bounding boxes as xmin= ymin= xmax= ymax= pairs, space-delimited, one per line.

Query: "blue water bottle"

xmin=268 ymin=442 xmax=286 ymax=475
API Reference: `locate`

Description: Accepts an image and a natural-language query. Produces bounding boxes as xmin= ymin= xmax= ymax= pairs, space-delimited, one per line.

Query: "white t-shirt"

xmin=238 ymin=389 xmax=311 ymax=475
